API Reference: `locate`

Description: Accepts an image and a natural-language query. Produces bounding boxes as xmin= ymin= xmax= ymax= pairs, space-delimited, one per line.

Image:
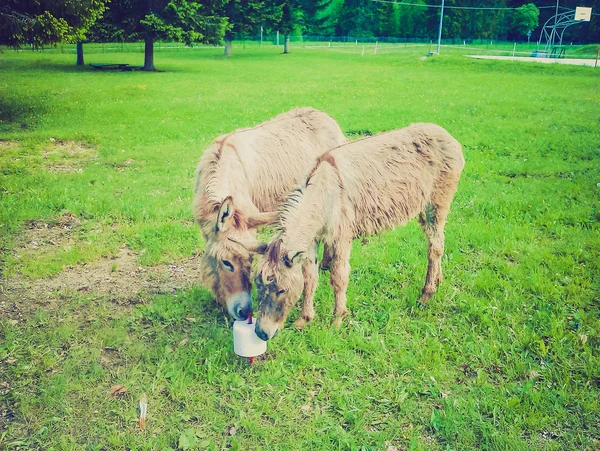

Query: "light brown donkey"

xmin=241 ymin=123 xmax=464 ymax=340
xmin=193 ymin=108 xmax=347 ymax=320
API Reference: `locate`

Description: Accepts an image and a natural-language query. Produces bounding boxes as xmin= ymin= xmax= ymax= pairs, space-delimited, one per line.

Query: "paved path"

xmin=469 ymin=54 xmax=598 ymax=67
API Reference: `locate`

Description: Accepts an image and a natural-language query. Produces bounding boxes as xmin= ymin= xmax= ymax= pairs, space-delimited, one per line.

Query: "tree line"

xmin=1 ymin=0 xmax=598 ymax=71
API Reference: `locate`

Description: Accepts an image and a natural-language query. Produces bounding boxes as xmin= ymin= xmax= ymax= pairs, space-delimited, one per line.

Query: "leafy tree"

xmin=299 ymin=0 xmax=337 ymax=35
xmin=334 ymin=0 xmax=376 ymax=37
xmin=0 ymin=0 xmax=106 ymax=65
xmin=510 ymin=3 xmax=539 ymax=39
xmin=222 ymin=0 xmax=280 ymax=56
xmin=374 ymin=2 xmax=398 ymax=37
xmin=397 ymin=0 xmax=426 ymax=39
xmin=94 ymin=0 xmax=227 ymax=71
xmin=272 ymin=0 xmax=301 ymax=53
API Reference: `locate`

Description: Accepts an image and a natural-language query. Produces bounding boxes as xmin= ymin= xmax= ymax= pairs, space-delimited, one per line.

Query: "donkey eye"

xmin=276 ymin=288 xmax=288 ymax=296
xmin=222 ymin=260 xmax=234 ymax=272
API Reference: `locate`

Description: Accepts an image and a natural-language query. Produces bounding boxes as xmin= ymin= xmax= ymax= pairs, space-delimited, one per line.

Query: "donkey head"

xmin=201 ymin=197 xmax=273 ymax=321
xmin=240 ymin=237 xmax=306 ymax=341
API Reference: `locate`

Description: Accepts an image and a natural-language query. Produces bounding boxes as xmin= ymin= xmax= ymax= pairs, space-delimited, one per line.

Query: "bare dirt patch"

xmin=0 ymin=140 xmax=18 ymax=151
xmin=13 ymin=212 xmax=81 ymax=257
xmin=42 ymin=139 xmax=97 ymax=173
xmin=468 ymin=54 xmax=599 ymax=67
xmin=0 ymin=247 xmax=203 ymax=322
xmin=1 ymin=213 xmax=204 ymax=322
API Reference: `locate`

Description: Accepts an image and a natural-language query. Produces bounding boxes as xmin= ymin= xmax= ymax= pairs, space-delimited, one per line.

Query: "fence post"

xmin=362 ymin=46 xmax=365 ymax=57
xmin=595 ymin=46 xmax=599 ymax=68
xmin=374 ymin=41 xmax=378 ymax=55
xmin=512 ymin=42 xmax=516 ymax=57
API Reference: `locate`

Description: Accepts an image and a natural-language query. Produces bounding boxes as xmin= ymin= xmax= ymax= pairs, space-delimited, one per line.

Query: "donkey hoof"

xmin=320 ymin=261 xmax=331 ymax=271
xmin=294 ymin=317 xmax=307 ymax=329
xmin=419 ymin=292 xmax=433 ymax=304
xmin=331 ymin=313 xmax=347 ymax=329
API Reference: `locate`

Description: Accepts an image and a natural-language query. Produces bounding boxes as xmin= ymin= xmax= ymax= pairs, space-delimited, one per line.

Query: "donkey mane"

xmin=266 ymin=237 xmax=283 ymax=267
xmin=278 ymin=151 xmax=346 ymax=239
xmin=196 ymin=107 xmax=325 ymax=218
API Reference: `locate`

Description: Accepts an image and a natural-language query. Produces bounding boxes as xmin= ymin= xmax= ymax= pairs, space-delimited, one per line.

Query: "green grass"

xmin=1 ymin=47 xmax=599 ymax=450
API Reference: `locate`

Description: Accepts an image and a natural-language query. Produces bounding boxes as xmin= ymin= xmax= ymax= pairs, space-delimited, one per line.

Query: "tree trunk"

xmin=283 ymin=35 xmax=290 ymax=54
xmin=76 ymin=42 xmax=84 ymax=66
xmin=224 ymin=38 xmax=232 ymax=57
xmin=143 ymin=34 xmax=155 ymax=71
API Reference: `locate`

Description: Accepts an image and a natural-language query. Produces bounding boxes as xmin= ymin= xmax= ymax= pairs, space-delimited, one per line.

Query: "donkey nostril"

xmin=255 ymin=326 xmax=269 ymax=342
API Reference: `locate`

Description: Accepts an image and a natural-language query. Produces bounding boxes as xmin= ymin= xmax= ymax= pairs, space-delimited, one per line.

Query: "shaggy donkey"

xmin=193 ymin=108 xmax=347 ymax=320
xmin=241 ymin=123 xmax=464 ymax=340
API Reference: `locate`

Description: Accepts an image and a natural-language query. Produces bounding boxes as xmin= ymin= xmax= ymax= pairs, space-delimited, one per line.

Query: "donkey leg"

xmin=321 ymin=243 xmax=333 ymax=270
xmin=418 ymin=201 xmax=450 ymax=303
xmin=330 ymin=241 xmax=352 ymax=328
xmin=294 ymin=254 xmax=319 ymax=329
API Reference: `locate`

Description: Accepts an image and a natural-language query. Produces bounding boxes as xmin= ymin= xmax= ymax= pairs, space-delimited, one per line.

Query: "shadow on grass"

xmin=0 ymin=95 xmax=49 ymax=132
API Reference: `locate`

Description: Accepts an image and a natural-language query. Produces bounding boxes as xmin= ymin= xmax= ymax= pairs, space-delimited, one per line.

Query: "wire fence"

xmin=3 ymin=35 xmax=598 ymax=59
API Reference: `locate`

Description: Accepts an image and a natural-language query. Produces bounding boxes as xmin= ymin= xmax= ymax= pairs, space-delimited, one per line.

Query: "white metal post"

xmin=436 ymin=0 xmax=445 ymax=54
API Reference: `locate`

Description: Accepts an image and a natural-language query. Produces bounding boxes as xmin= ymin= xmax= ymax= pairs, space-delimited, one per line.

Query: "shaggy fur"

xmin=254 ymin=123 xmax=465 ymax=337
xmin=193 ymin=107 xmax=348 ymax=316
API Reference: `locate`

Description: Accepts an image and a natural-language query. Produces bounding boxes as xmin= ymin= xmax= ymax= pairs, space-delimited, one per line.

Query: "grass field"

xmin=1 ymin=45 xmax=599 ymax=450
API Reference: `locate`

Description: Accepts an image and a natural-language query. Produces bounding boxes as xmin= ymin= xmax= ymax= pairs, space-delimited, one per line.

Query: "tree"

xmin=274 ymin=0 xmax=301 ymax=53
xmin=510 ymin=3 xmax=539 ymax=40
xmin=374 ymin=2 xmax=398 ymax=37
xmin=298 ymin=0 xmax=336 ymax=35
xmin=334 ymin=0 xmax=376 ymax=37
xmin=94 ymin=0 xmax=227 ymax=71
xmin=397 ymin=0 xmax=426 ymax=39
xmin=0 ymin=0 xmax=106 ymax=65
xmin=222 ymin=0 xmax=280 ymax=56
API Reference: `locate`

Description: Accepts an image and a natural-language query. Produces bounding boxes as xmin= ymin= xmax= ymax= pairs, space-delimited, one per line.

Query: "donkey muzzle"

xmin=227 ymin=292 xmax=253 ymax=321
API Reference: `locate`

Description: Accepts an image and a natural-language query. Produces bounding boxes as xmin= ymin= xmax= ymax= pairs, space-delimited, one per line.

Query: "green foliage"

xmin=222 ymin=0 xmax=280 ymax=39
xmin=99 ymin=0 xmax=227 ymax=45
xmin=0 ymin=0 xmax=107 ymax=48
xmin=511 ymin=3 xmax=540 ymax=38
xmin=397 ymin=0 xmax=426 ymax=38
xmin=0 ymin=47 xmax=599 ymax=450
xmin=275 ymin=0 xmax=301 ymax=36
xmin=298 ymin=0 xmax=337 ymax=35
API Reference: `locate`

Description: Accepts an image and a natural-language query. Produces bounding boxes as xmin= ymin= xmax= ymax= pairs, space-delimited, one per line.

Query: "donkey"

xmin=239 ymin=123 xmax=465 ymax=340
xmin=193 ymin=108 xmax=347 ymax=320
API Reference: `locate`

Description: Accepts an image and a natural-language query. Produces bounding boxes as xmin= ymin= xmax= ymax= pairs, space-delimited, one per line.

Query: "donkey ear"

xmin=284 ymin=250 xmax=306 ymax=268
xmin=247 ymin=211 xmax=278 ymax=229
xmin=228 ymin=237 xmax=268 ymax=254
xmin=216 ymin=197 xmax=234 ymax=232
